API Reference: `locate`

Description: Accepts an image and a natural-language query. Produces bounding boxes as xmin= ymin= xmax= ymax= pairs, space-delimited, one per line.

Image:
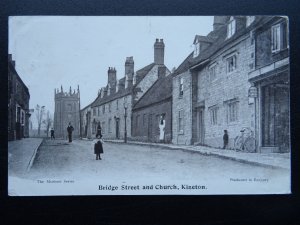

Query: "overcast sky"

xmin=9 ymin=16 xmax=214 ymax=119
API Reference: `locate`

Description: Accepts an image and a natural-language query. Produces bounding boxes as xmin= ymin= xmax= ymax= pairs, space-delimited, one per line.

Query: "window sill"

xmin=271 ymin=48 xmax=288 ymax=55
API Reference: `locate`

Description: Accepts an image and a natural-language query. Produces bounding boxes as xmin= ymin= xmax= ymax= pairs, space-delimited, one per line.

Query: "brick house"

xmin=89 ymin=39 xmax=170 ymax=140
xmin=8 ymin=54 xmax=31 ymax=140
xmin=248 ymin=16 xmax=289 ymax=153
xmin=131 ymin=69 xmax=172 ymax=143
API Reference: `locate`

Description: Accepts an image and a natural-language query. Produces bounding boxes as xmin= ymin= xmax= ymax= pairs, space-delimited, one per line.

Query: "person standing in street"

xmin=50 ymin=127 xmax=55 ymax=140
xmin=67 ymin=122 xmax=74 ymax=143
xmin=93 ymin=134 xmax=104 ymax=160
xmin=96 ymin=122 xmax=102 ymax=138
xmin=223 ymin=130 xmax=229 ymax=149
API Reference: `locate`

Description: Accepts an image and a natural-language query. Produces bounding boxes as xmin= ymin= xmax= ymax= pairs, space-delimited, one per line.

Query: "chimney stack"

xmin=125 ymin=56 xmax=134 ymax=89
xmin=154 ymin=38 xmax=165 ymax=65
xmin=107 ymin=67 xmax=117 ymax=93
xmin=213 ymin=16 xmax=228 ymax=31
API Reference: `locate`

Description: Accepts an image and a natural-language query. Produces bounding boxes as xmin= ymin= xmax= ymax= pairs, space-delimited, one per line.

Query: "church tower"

xmin=54 ymin=85 xmax=80 ymax=138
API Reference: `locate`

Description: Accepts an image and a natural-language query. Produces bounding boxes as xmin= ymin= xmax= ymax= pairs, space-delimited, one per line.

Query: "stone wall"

xmin=132 ymin=100 xmax=172 ymax=143
xmin=195 ymin=34 xmax=255 ymax=148
xmin=91 ymin=94 xmax=132 ymax=140
xmin=172 ymin=70 xmax=193 ymax=145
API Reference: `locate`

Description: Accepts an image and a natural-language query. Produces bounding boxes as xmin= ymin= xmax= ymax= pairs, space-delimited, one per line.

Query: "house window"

xmin=116 ymin=100 xmax=119 ymax=110
xmin=178 ymin=110 xmax=184 ymax=133
xmin=21 ymin=110 xmax=25 ymax=125
xmin=227 ymin=16 xmax=236 ymax=38
xmin=136 ymin=115 xmax=139 ymax=128
xmin=226 ymin=100 xmax=239 ymax=123
xmin=226 ymin=55 xmax=237 ymax=73
xmin=179 ymin=77 xmax=184 ymax=97
xmin=108 ymin=118 xmax=111 ymax=133
xmin=97 ymin=107 xmax=100 ymax=116
xmin=271 ymin=24 xmax=281 ymax=53
xmin=209 ymin=65 xmax=217 ymax=82
xmin=109 ymin=103 xmax=111 ymax=112
xmin=102 ymin=105 xmax=105 ymax=114
xmin=93 ymin=108 xmax=96 ymax=116
xmin=143 ymin=114 xmax=147 ymax=126
xmin=209 ymin=106 xmax=218 ymax=125
xmin=193 ymin=41 xmax=200 ymax=58
xmin=271 ymin=22 xmax=288 ymax=53
xmin=246 ymin=16 xmax=255 ymax=27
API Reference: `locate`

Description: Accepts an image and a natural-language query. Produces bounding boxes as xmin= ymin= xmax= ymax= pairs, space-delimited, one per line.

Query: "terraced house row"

xmin=80 ymin=16 xmax=290 ymax=153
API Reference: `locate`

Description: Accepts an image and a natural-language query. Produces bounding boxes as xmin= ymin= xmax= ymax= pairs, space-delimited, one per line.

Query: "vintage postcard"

xmin=8 ymin=16 xmax=290 ymax=196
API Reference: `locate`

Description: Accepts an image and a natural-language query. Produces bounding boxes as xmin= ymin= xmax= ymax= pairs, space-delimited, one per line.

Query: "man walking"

xmin=67 ymin=122 xmax=74 ymax=143
xmin=50 ymin=127 xmax=55 ymax=140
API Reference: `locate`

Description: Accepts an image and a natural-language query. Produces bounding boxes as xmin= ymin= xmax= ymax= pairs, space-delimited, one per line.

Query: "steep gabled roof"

xmin=134 ymin=63 xmax=156 ymax=86
xmin=190 ymin=16 xmax=267 ymax=68
xmin=133 ymin=74 xmax=172 ymax=110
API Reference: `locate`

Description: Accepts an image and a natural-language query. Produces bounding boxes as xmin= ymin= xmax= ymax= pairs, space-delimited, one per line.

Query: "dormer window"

xmin=193 ymin=41 xmax=200 ymax=58
xmin=227 ymin=16 xmax=236 ymax=39
xmin=246 ymin=16 xmax=255 ymax=27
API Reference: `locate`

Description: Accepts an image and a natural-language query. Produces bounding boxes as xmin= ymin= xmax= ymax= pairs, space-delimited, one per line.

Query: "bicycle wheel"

xmin=234 ymin=136 xmax=243 ymax=151
xmin=244 ymin=137 xmax=256 ymax=153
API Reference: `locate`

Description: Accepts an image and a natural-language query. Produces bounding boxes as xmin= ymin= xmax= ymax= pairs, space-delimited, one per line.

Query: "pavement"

xmin=104 ymin=139 xmax=291 ymax=170
xmin=8 ymin=138 xmax=43 ymax=176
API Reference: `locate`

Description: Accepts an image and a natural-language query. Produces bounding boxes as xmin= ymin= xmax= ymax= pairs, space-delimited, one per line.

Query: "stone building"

xmin=8 ymin=54 xmax=31 ymax=140
xmin=89 ymin=39 xmax=170 ymax=140
xmin=172 ymin=16 xmax=287 ymax=152
xmin=80 ymin=103 xmax=92 ymax=139
xmin=248 ymin=16 xmax=289 ymax=153
xmin=54 ymin=86 xmax=80 ymax=139
xmin=131 ymin=69 xmax=172 ymax=143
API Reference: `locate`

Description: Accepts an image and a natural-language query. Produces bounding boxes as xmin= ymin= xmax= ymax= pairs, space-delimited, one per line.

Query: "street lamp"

xmin=124 ymin=99 xmax=128 ymax=143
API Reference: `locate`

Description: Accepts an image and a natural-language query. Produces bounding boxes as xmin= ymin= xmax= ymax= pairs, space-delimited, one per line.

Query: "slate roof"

xmin=189 ymin=16 xmax=269 ymax=68
xmin=134 ymin=63 xmax=156 ymax=86
xmin=193 ymin=35 xmax=214 ymax=44
xmin=174 ymin=16 xmax=273 ymax=76
xmin=133 ymin=73 xmax=173 ymax=110
xmin=91 ymin=63 xmax=156 ymax=107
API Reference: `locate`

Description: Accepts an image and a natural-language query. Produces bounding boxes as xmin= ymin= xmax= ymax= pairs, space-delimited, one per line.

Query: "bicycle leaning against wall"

xmin=234 ymin=127 xmax=256 ymax=153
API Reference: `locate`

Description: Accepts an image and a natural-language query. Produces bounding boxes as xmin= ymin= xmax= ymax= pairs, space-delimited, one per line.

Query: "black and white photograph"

xmin=8 ymin=16 xmax=290 ymax=196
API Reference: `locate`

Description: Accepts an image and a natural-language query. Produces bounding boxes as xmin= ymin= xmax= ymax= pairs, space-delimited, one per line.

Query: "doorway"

xmin=261 ymin=83 xmax=289 ymax=152
xmin=115 ymin=118 xmax=120 ymax=139
xmin=197 ymin=108 xmax=205 ymax=144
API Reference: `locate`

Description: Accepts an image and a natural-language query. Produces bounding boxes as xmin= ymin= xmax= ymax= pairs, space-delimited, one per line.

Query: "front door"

xmin=197 ymin=108 xmax=205 ymax=144
xmin=148 ymin=114 xmax=153 ymax=141
xmin=115 ymin=118 xmax=120 ymax=139
xmin=261 ymin=84 xmax=290 ymax=152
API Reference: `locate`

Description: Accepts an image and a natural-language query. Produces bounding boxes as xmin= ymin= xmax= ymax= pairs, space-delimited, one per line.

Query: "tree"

xmin=43 ymin=110 xmax=53 ymax=137
xmin=35 ymin=104 xmax=45 ymax=136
